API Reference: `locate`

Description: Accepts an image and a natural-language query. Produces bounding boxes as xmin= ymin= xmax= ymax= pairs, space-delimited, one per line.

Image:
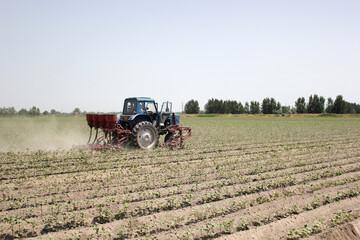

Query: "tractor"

xmin=86 ymin=97 xmax=191 ymax=150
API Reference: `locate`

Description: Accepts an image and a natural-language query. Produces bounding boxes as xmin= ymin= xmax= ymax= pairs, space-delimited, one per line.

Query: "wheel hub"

xmin=139 ymin=128 xmax=154 ymax=148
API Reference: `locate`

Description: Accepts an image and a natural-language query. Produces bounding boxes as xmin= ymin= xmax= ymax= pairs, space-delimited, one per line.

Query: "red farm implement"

xmin=86 ymin=114 xmax=131 ymax=150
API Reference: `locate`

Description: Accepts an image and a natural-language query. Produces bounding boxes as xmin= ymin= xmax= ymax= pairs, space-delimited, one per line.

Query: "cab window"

xmin=145 ymin=102 xmax=156 ymax=112
xmin=139 ymin=102 xmax=145 ymax=113
xmin=123 ymin=100 xmax=136 ymax=115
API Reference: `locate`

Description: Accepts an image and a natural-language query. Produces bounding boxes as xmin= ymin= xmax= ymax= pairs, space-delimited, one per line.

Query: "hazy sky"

xmin=1 ymin=0 xmax=359 ymax=113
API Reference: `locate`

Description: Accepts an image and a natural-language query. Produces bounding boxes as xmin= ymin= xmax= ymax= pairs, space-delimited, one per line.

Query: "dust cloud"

xmin=0 ymin=116 xmax=88 ymax=152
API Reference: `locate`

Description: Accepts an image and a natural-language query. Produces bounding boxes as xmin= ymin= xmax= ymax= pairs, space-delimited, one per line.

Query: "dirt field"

xmin=0 ymin=116 xmax=360 ymax=239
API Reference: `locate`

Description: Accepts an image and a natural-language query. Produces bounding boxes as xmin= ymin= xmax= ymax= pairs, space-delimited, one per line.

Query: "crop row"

xmin=13 ymin=180 xmax=359 ymax=240
xmin=1 ymin=135 xmax=357 ymax=180
xmin=1 ymin=140 xmax=358 ymax=202
xmin=1 ymin=150 xmax=359 ymax=212
xmin=1 ymin=162 xmax=359 ymax=239
xmin=150 ymin=185 xmax=360 ymax=240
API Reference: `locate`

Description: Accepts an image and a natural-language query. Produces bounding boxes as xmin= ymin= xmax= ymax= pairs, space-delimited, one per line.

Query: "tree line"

xmin=0 ymin=106 xmax=82 ymax=116
xmin=184 ymin=95 xmax=360 ymax=114
xmin=2 ymin=95 xmax=359 ymax=116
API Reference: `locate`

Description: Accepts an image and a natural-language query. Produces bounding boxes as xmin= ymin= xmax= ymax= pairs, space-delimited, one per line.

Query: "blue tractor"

xmin=119 ymin=97 xmax=181 ymax=148
xmin=86 ymin=97 xmax=191 ymax=149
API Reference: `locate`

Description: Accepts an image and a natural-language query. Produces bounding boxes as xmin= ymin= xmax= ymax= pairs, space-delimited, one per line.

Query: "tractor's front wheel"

xmin=132 ymin=121 xmax=159 ymax=149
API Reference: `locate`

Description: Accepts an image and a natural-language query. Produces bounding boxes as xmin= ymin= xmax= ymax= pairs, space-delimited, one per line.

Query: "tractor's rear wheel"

xmin=132 ymin=121 xmax=159 ymax=149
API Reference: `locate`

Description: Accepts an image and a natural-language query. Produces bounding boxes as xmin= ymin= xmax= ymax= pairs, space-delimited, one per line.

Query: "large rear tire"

xmin=132 ymin=121 xmax=159 ymax=149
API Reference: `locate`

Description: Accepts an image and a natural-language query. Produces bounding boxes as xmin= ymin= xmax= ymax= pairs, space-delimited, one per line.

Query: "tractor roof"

xmin=125 ymin=97 xmax=155 ymax=102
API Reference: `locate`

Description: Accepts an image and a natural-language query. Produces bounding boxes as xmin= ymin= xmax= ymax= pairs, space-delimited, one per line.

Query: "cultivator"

xmin=161 ymin=114 xmax=192 ymax=149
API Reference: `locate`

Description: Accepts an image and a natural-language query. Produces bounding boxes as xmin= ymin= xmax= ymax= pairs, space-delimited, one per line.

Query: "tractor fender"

xmin=131 ymin=115 xmax=152 ymax=128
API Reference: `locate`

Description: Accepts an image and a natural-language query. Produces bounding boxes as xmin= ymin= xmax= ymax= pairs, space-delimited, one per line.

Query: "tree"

xmin=332 ymin=95 xmax=346 ymax=114
xmin=307 ymin=94 xmax=325 ymax=113
xmin=205 ymin=99 xmax=244 ymax=114
xmin=295 ymin=97 xmax=306 ymax=113
xmin=282 ymin=106 xmax=290 ymax=114
xmin=72 ymin=108 xmax=81 ymax=115
xmin=344 ymin=102 xmax=360 ymax=114
xmin=205 ymin=98 xmax=219 ymax=114
xmin=50 ymin=109 xmax=58 ymax=115
xmin=43 ymin=110 xmax=49 ymax=115
xmin=325 ymin=97 xmax=334 ymax=113
xmin=224 ymin=100 xmax=239 ymax=114
xmin=9 ymin=107 xmax=16 ymax=115
xmin=184 ymin=99 xmax=200 ymax=114
xmin=318 ymin=95 xmax=326 ymax=113
xmin=261 ymin=98 xmax=279 ymax=114
xmin=0 ymin=107 xmax=17 ymax=116
xmin=216 ymin=99 xmax=224 ymax=114
xmin=244 ymin=102 xmax=250 ymax=114
xmin=274 ymin=101 xmax=282 ymax=114
xmin=18 ymin=108 xmax=28 ymax=116
xmin=238 ymin=102 xmax=244 ymax=114
xmin=29 ymin=106 xmax=40 ymax=116
xmin=250 ymin=101 xmax=260 ymax=114
xmin=261 ymin=98 xmax=270 ymax=114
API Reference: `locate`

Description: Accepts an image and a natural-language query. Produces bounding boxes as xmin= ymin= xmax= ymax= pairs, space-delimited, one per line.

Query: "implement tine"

xmin=87 ymin=127 xmax=93 ymax=145
xmin=91 ymin=128 xmax=98 ymax=145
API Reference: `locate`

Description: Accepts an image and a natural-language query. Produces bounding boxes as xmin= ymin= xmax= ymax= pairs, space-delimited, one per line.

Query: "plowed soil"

xmin=0 ymin=116 xmax=360 ymax=240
